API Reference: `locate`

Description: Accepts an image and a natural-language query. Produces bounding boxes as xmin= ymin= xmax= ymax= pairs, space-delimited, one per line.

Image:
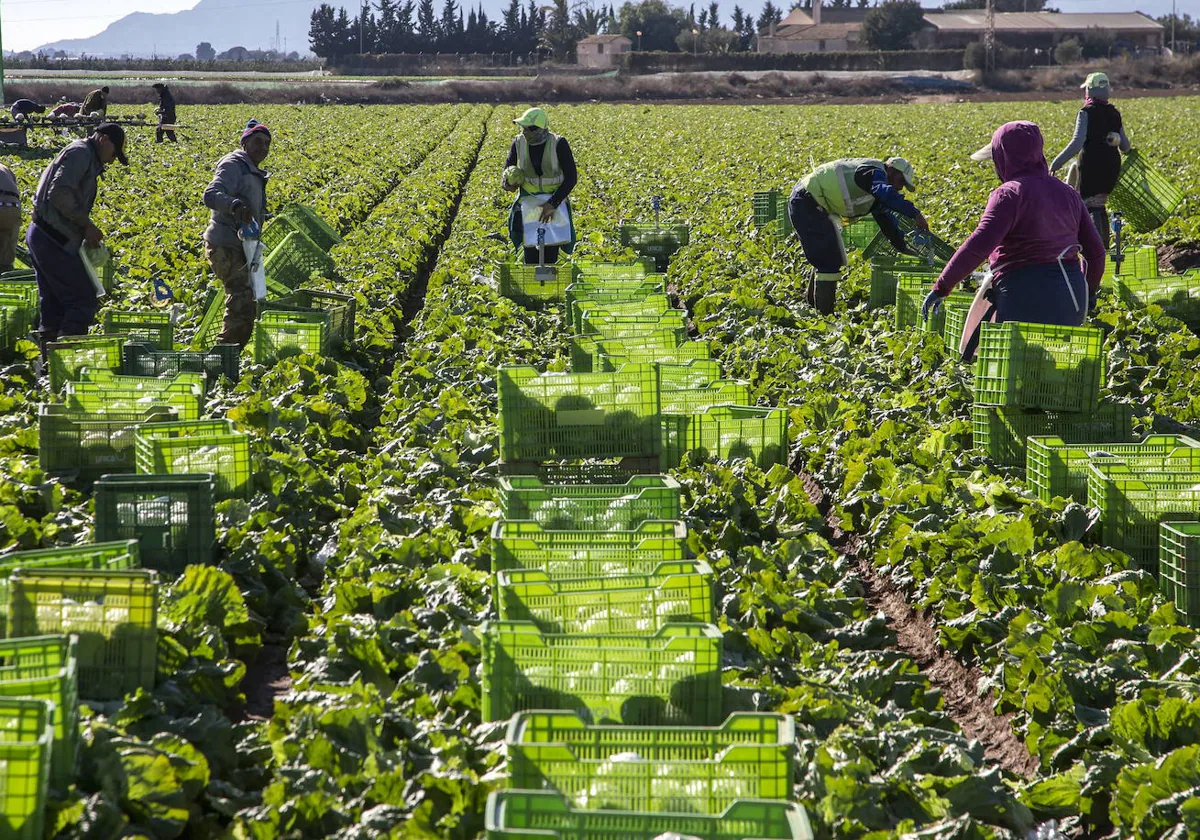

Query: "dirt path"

xmin=798 ymin=471 xmax=1040 ymax=778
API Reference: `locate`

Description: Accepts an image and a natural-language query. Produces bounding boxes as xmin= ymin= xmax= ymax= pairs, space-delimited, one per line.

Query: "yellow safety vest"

xmin=801 ymin=158 xmax=885 ymax=218
xmin=516 ymin=133 xmax=564 ymax=196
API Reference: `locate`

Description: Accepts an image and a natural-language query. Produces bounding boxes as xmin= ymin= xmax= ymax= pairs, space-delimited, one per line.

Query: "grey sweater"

xmin=1050 ymin=110 xmax=1131 ymax=172
xmin=203 ymin=149 xmax=269 ymax=249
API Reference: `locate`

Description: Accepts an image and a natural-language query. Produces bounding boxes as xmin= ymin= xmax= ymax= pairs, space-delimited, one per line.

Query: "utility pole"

xmin=1171 ymin=0 xmax=1176 ymax=54
xmin=0 ymin=0 xmax=5 ymax=105
xmin=984 ymin=0 xmax=995 ymax=72
xmin=360 ymin=1 xmax=367 ymax=53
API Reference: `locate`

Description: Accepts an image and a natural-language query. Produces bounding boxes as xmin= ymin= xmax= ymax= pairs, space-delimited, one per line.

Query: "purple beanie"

xmin=241 ymin=119 xmax=271 ymax=143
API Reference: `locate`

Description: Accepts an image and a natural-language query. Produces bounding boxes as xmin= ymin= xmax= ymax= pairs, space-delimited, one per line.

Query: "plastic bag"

xmin=240 ymin=221 xmax=267 ymax=301
xmin=80 ymin=243 xmax=110 ymax=298
xmin=519 ymin=195 xmax=572 ymax=247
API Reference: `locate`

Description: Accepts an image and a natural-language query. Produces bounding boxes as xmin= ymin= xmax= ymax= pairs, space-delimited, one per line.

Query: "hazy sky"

xmin=1 ymin=0 xmax=1189 ymax=53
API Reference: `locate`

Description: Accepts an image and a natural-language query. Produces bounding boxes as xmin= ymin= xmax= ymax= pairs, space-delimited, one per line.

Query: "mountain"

xmin=32 ymin=0 xmax=327 ymax=58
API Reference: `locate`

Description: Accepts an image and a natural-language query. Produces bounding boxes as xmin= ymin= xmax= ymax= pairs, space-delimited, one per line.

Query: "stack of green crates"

xmin=895 ymin=272 xmax=972 ymax=333
xmin=261 ymin=204 xmax=343 ymax=256
xmin=489 ymin=260 xmax=810 ymax=837
xmin=122 ymin=341 xmax=240 ymax=387
xmin=0 ymin=697 xmax=54 ymax=840
xmin=1103 ymin=244 xmax=1158 ymax=290
xmin=264 ymin=230 xmax=337 ymax=291
xmin=0 ymin=636 xmax=79 ymax=792
xmin=1026 ymin=434 xmax=1200 ymax=504
xmin=6 ymin=568 xmax=158 ymax=701
xmin=869 ymin=258 xmax=939 ymax=309
xmin=1160 ymin=522 xmax=1200 ymax=628
xmin=262 ymin=288 xmax=356 ymax=348
xmin=1087 ymin=461 xmax=1200 ymax=575
xmin=970 ymin=321 xmax=1127 ymax=467
xmin=252 ymin=309 xmax=331 ymax=363
xmin=134 ymin=419 xmax=251 ymax=499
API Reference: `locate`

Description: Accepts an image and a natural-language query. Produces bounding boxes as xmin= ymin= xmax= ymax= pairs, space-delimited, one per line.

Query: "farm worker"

xmin=81 ymin=86 xmax=110 ymax=118
xmin=49 ymin=102 xmax=82 ymax=119
xmin=1049 ymin=72 xmax=1130 ymax=250
xmin=152 ymin=83 xmax=177 ymax=143
xmin=26 ymin=124 xmax=128 ymax=343
xmin=788 ymin=157 xmax=929 ymax=315
xmin=202 ymin=119 xmax=271 ymax=347
xmin=923 ymin=122 xmax=1105 ymax=341
xmin=502 ymin=107 xmax=578 ymax=265
xmin=9 ymin=99 xmax=46 ymax=121
xmin=0 ymin=164 xmax=22 ymax=273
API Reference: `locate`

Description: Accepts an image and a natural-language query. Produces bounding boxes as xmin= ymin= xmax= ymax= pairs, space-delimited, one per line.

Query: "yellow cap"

xmin=1080 ymin=72 xmax=1109 ymax=90
xmin=514 ymin=107 xmax=548 ymax=129
xmin=886 ymin=157 xmax=917 ymax=190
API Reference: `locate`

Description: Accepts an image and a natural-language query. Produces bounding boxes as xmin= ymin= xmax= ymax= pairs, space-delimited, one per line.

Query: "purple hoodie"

xmin=934 ymin=121 xmax=1105 ymax=297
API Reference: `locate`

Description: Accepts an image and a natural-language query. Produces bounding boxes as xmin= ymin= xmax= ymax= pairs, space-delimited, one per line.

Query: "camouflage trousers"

xmin=205 ymin=242 xmax=257 ymax=347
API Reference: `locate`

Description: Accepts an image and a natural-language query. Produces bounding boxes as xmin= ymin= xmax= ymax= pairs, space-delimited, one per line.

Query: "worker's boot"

xmin=813 ymin=272 xmax=840 ymax=315
xmin=804 ymin=274 xmax=817 ymax=308
xmin=1089 ymin=206 xmax=1111 ymax=252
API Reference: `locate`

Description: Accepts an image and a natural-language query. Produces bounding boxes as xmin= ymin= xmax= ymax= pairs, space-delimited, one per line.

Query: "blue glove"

xmin=921 ymin=289 xmax=944 ymax=321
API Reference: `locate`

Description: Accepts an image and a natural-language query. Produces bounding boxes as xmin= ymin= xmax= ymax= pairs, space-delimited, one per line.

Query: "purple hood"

xmin=934 ymin=120 xmax=1105 ymax=296
xmin=991 ymin=121 xmax=1049 ymax=183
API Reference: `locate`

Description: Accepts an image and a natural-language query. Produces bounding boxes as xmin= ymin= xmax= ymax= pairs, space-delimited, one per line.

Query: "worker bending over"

xmin=788 ymin=156 xmax=928 ymax=314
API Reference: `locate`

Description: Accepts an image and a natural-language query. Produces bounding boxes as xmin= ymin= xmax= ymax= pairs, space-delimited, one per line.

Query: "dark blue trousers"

xmin=26 ymin=222 xmax=98 ymax=342
xmin=787 ymin=190 xmax=844 ymax=273
xmin=992 ymin=261 xmax=1088 ymax=327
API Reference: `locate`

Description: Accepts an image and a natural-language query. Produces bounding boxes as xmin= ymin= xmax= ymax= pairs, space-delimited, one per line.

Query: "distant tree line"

xmin=308 ymin=0 xmax=795 ymax=60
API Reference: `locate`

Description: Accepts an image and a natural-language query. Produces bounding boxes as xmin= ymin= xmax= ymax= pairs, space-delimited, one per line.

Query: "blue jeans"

xmin=26 ymin=222 xmax=98 ymax=342
xmin=992 ymin=261 xmax=1088 ymax=327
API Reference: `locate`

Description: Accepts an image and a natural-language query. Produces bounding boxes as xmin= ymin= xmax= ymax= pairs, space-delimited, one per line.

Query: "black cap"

xmin=95 ymin=123 xmax=128 ymax=166
xmin=101 ymin=86 xmax=110 ymax=93
xmin=152 ymin=82 xmax=165 ymax=90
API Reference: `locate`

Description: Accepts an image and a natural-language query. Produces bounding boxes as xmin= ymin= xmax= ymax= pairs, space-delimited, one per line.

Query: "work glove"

xmin=921 ymin=289 xmax=944 ymax=322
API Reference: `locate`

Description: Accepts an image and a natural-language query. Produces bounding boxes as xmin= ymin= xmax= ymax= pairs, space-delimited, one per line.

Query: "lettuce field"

xmin=2 ymin=97 xmax=1200 ymax=839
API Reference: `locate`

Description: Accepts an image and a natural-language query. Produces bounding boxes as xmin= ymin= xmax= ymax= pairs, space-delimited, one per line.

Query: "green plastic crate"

xmin=261 ymin=288 xmax=356 ymax=348
xmin=572 ymin=258 xmax=655 ymax=280
xmin=38 ymin=404 xmax=178 ymax=480
xmin=0 ymin=541 xmax=140 ymax=637
xmin=869 ymin=259 xmax=936 ymax=309
xmin=279 ymin=205 xmax=342 ymax=252
xmin=505 ymin=710 xmax=794 ymax=814
xmin=752 ymin=190 xmax=782 ymax=228
xmin=973 ymin=322 xmax=1104 ymax=413
xmin=259 ymin=215 xmax=300 ymax=256
xmin=1113 ymin=273 xmax=1200 ymax=330
xmin=65 ymin=371 xmax=205 ymax=422
xmin=1104 ymin=245 xmax=1158 ymax=288
xmin=0 ymin=636 xmax=79 ymax=791
xmin=0 ymin=276 xmax=37 ymax=338
xmin=656 ymin=360 xmax=725 ymax=391
xmin=491 ymin=520 xmax=688 ymax=578
xmin=46 ymin=336 xmax=123 ymax=393
xmin=971 ymin=402 xmax=1134 ymax=468
xmin=1109 ymin=149 xmax=1184 ymax=233
xmin=497 ymin=475 xmax=681 ymax=530
xmin=498 ymin=365 xmax=662 ymax=463
xmin=569 ymin=332 xmax=681 ymax=373
xmin=661 ymin=405 xmax=789 ymax=470
xmin=134 ymin=419 xmax=252 ymax=499
xmin=619 ymin=224 xmax=690 ymax=270
xmin=580 ymin=311 xmax=687 ymax=342
xmin=263 ymin=230 xmax=336 ymax=291
xmin=122 ymin=341 xmax=240 ymax=387
xmin=1087 ymin=462 xmax=1200 ymax=574
xmin=1026 ymin=434 xmax=1200 ymax=504
xmin=94 ymin=474 xmax=217 ymax=575
xmin=191 ymin=289 xmax=225 ymax=351
xmin=572 ymin=296 xmax=671 ymax=334
xmin=102 ymin=310 xmax=173 ymax=351
xmin=0 ymin=697 xmax=53 ymax=840
xmin=497 ymin=261 xmax=577 ymax=305
xmin=660 ymin=381 xmax=751 ymax=415
xmin=496 ymin=561 xmax=713 ymax=634
xmin=863 ymin=214 xmax=956 ymax=264
xmin=565 ymin=279 xmax=665 ymax=316
xmin=480 ymin=620 xmax=723 ymax=725
xmin=1160 ymin=522 xmax=1200 ymax=628
xmin=252 ymin=309 xmax=330 ymax=363
xmin=7 ymin=569 xmax=158 ymax=701
xmin=941 ymin=301 xmax=971 ymax=353
xmin=896 ymin=273 xmax=972 ymax=332
xmin=486 ymin=790 xmax=813 ymax=840
xmin=843 ymin=217 xmax=878 ymax=250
